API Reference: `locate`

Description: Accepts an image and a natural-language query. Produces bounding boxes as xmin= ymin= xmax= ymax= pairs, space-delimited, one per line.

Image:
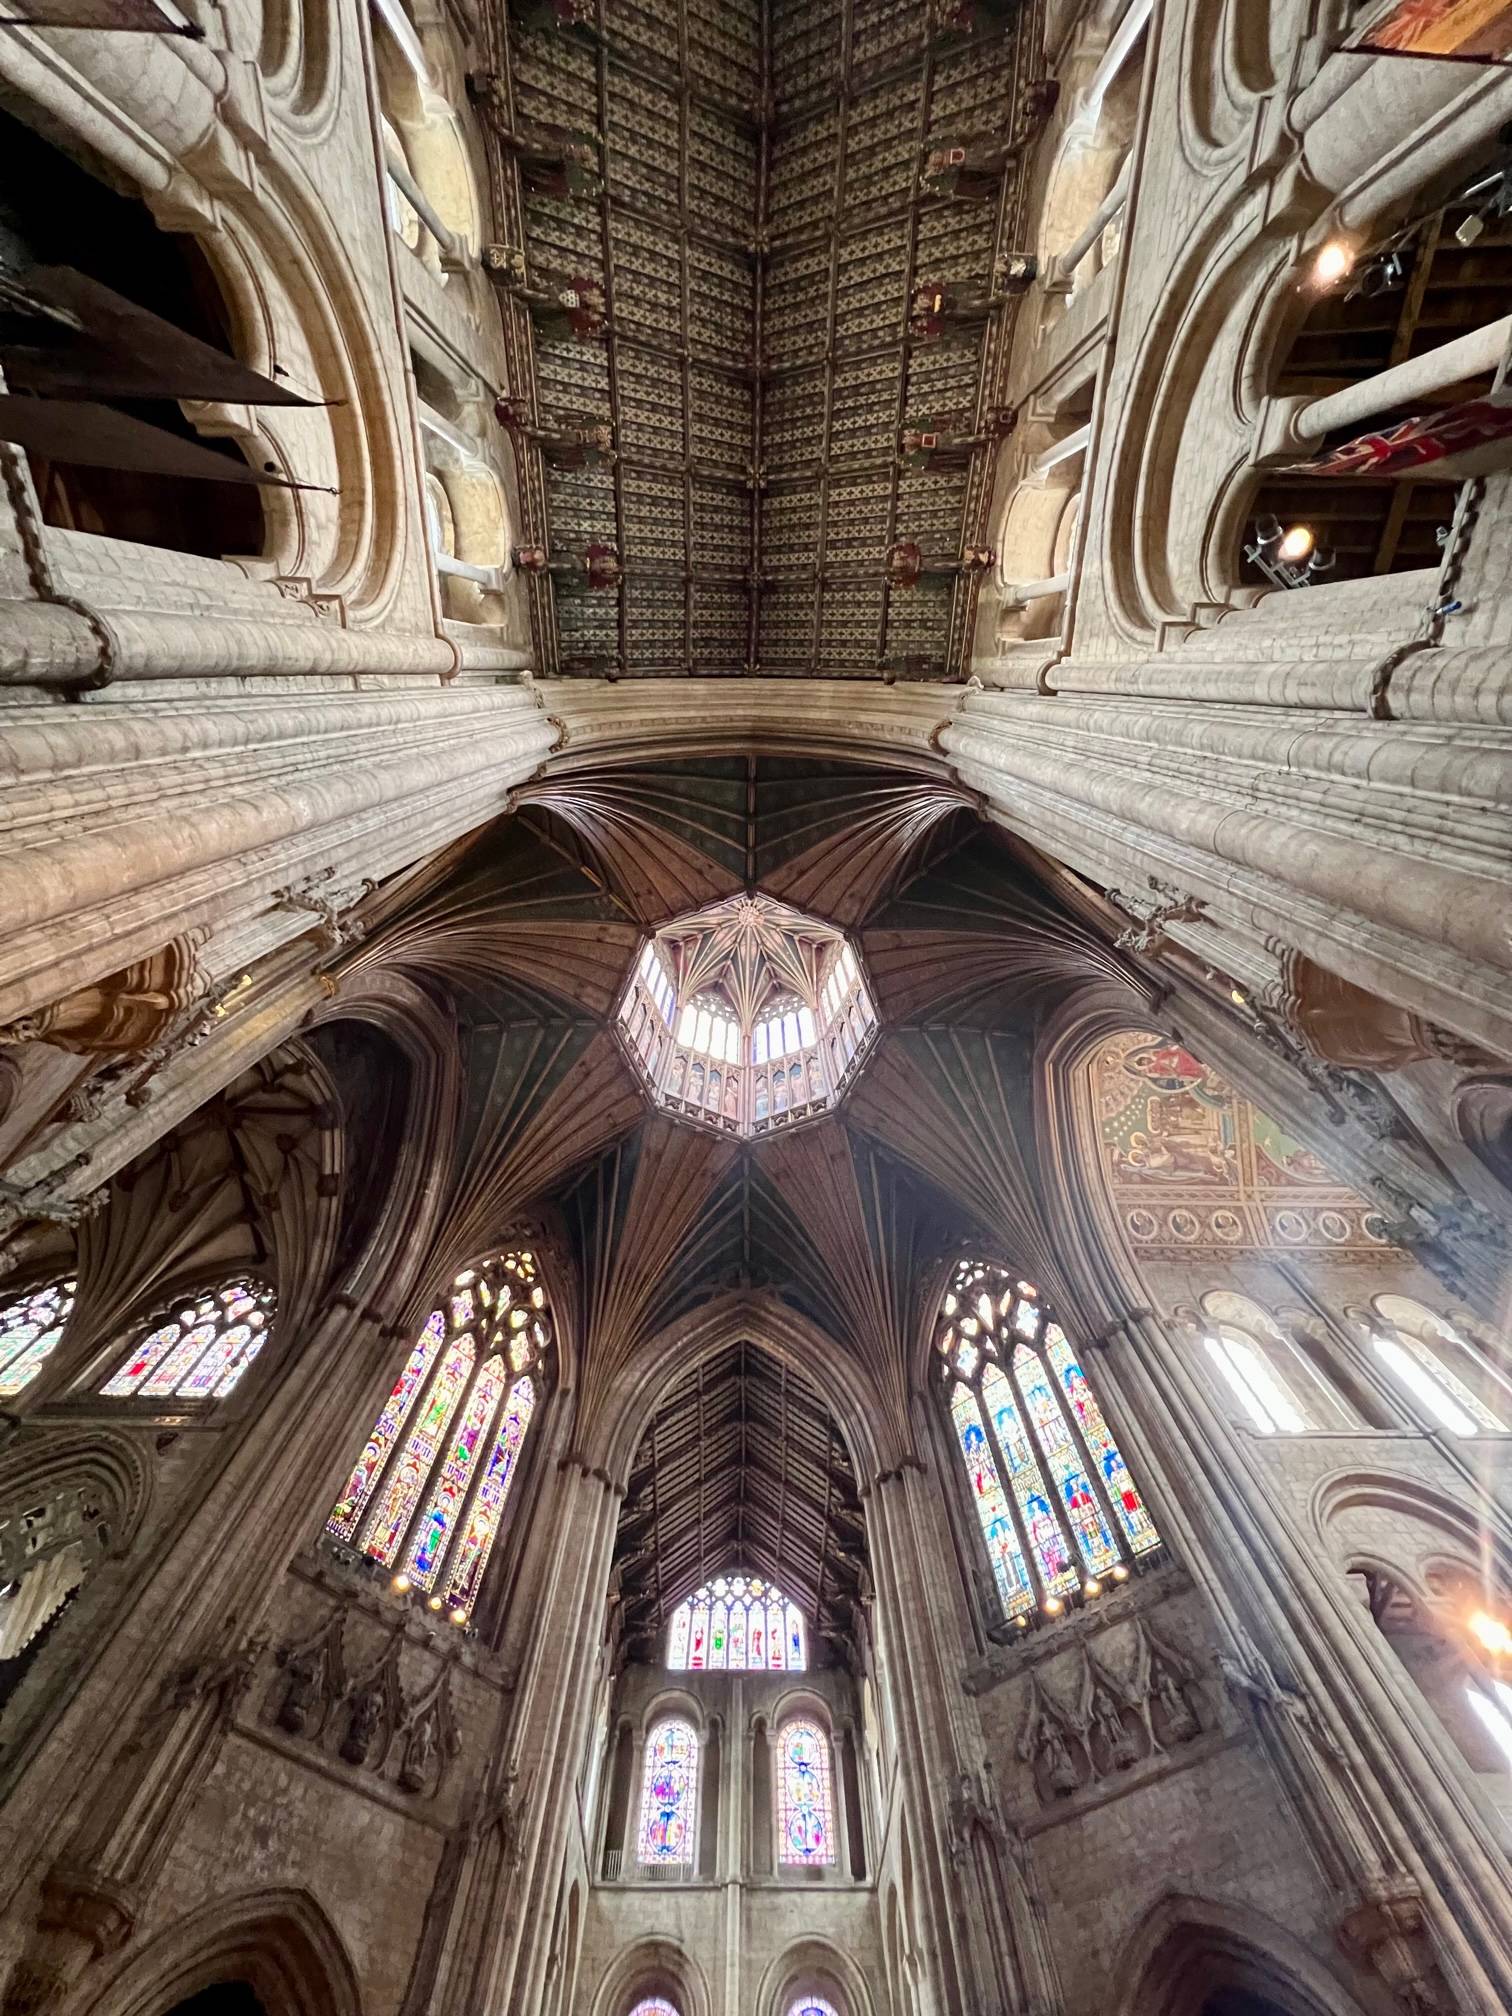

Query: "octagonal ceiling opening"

xmin=616 ymin=894 xmax=877 ymax=1139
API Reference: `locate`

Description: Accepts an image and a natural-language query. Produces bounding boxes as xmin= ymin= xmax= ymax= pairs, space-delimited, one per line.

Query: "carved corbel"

xmin=0 ymin=1864 xmax=136 ymax=2016
xmin=1338 ymin=1877 xmax=1453 ymax=2016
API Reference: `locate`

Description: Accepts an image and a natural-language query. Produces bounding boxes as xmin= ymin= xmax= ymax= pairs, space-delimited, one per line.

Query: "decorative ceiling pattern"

xmin=486 ymin=0 xmax=1032 ymax=676
xmin=332 ymin=756 xmax=1151 ymax=1657
xmin=1081 ymin=1031 xmax=1394 ymax=1259
xmin=613 ymin=1338 xmax=867 ymax=1659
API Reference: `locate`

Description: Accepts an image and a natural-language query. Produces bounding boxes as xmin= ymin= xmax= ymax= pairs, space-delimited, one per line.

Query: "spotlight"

xmin=450 ymin=1607 xmax=468 ymax=1626
xmin=1043 ymin=1595 xmax=1065 ymax=1617
xmin=392 ymin=1573 xmax=412 ymax=1593
xmin=1014 ymin=1615 xmax=1030 ymax=1631
xmin=1276 ymin=524 xmax=1315 ymax=563
xmin=427 ymin=1594 xmax=444 ymax=1612
xmin=1312 ymin=239 xmax=1353 ymax=286
xmin=1084 ymin=1577 xmax=1103 ymax=1599
xmin=1469 ymin=1610 xmax=1512 ymax=1659
xmin=1111 ymin=1564 xmax=1130 ymax=1583
xmin=1230 ymin=988 xmax=1248 ymax=1008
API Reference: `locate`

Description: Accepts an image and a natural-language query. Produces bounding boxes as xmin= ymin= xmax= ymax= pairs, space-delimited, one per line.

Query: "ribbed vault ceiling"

xmin=336 ymin=755 xmax=1152 ymax=1658
xmin=489 ymin=0 xmax=1031 ymax=676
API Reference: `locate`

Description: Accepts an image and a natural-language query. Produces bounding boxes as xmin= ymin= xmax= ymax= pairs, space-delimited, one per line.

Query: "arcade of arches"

xmin=0 ymin=3 xmax=1510 ymax=2016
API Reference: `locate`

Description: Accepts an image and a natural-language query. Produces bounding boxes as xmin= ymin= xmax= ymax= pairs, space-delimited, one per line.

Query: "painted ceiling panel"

xmin=488 ymin=0 xmax=1032 ymax=675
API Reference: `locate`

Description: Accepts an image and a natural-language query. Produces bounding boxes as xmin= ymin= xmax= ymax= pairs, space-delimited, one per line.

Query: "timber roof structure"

xmin=482 ymin=0 xmax=1036 ymax=677
xmin=333 ymin=753 xmax=1153 ymax=1666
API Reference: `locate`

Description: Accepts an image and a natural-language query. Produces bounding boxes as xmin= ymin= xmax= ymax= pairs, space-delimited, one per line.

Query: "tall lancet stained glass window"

xmin=665 ymin=1572 xmax=806 ymax=1670
xmin=326 ymin=1250 xmax=550 ymax=1622
xmin=637 ymin=1715 xmax=700 ymax=1867
xmin=935 ymin=1261 xmax=1160 ymax=1621
xmin=776 ymin=1716 xmax=836 ymax=1865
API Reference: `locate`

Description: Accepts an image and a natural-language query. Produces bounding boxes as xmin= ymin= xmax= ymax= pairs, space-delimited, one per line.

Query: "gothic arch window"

xmin=628 ymin=2002 xmax=681 ymax=2016
xmin=934 ymin=1260 xmax=1160 ymax=1623
xmin=0 ymin=1279 xmax=77 ymax=1398
xmin=1365 ymin=1297 xmax=1510 ymax=1437
xmin=787 ymin=2002 xmax=840 ymax=2016
xmin=1204 ymin=1327 xmax=1309 ymax=1434
xmin=100 ymin=1279 xmax=276 ymax=1401
xmin=325 ymin=1250 xmax=551 ymax=1622
xmin=666 ymin=1572 xmax=806 ymax=1671
xmin=775 ymin=1715 xmax=836 ymax=1867
xmin=637 ymin=1714 xmax=700 ymax=1868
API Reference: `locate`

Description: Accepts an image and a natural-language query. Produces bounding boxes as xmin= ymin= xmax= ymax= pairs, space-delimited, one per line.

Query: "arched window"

xmin=1366 ymin=1297 xmax=1509 ymax=1437
xmin=100 ymin=1279 xmax=275 ymax=1400
xmin=787 ymin=2002 xmax=840 ymax=2016
xmin=1204 ymin=1329 xmax=1308 ymax=1434
xmin=934 ymin=1260 xmax=1160 ymax=1622
xmin=636 ymin=1715 xmax=700 ymax=1867
xmin=325 ymin=1250 xmax=550 ymax=1623
xmin=628 ymin=2001 xmax=681 ymax=2016
xmin=0 ymin=1279 xmax=76 ymax=1397
xmin=1464 ymin=1677 xmax=1512 ymax=1767
xmin=666 ymin=1572 xmax=806 ymax=1671
xmin=775 ymin=1716 xmax=836 ymax=1866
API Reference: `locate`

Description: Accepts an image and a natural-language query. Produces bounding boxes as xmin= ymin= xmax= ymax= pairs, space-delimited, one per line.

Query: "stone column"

xmin=1090 ymin=1308 xmax=1512 ymax=2016
xmin=864 ymin=1464 xmax=1054 ymax=2016
xmin=424 ymin=1456 xmax=622 ymax=2016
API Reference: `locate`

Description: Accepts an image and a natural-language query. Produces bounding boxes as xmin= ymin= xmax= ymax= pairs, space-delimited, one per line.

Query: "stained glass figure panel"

xmin=775 ymin=1717 xmax=835 ymax=1865
xmin=329 ymin=1253 xmax=551 ymax=1618
xmin=0 ymin=1279 xmax=76 ymax=1398
xmin=637 ymin=1716 xmax=699 ymax=1866
xmin=936 ymin=1262 xmax=1161 ymax=1623
xmin=101 ymin=1280 xmax=275 ymax=1402
xmin=665 ymin=1574 xmax=808 ymax=1670
xmin=949 ymin=1381 xmax=1034 ymax=1617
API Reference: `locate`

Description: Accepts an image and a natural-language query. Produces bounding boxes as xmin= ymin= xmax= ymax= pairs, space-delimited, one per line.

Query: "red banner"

xmin=1287 ymin=390 xmax=1512 ymax=481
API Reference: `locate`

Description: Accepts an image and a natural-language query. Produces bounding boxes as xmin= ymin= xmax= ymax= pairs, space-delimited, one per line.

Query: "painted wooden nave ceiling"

xmin=483 ymin=0 xmax=1036 ymax=677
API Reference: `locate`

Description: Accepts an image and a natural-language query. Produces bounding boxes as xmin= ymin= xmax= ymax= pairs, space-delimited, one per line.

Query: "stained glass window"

xmin=775 ymin=1717 xmax=836 ymax=1866
xmin=100 ymin=1279 xmax=275 ymax=1401
xmin=0 ymin=1278 xmax=76 ymax=1397
xmin=934 ymin=1261 xmax=1159 ymax=1623
xmin=637 ymin=1716 xmax=699 ymax=1866
xmin=786 ymin=2001 xmax=839 ymax=2016
xmin=326 ymin=1251 xmax=551 ymax=1623
xmin=665 ymin=1573 xmax=806 ymax=1670
xmin=628 ymin=2001 xmax=681 ymax=2016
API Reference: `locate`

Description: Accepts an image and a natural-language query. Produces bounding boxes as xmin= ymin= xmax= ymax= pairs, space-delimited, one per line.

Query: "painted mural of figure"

xmin=724 ymin=1070 xmax=740 ymax=1119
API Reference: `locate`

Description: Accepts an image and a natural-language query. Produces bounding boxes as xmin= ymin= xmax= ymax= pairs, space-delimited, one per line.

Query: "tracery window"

xmin=934 ymin=1261 xmax=1160 ymax=1622
xmin=628 ymin=2001 xmax=681 ymax=2016
xmin=100 ymin=1279 xmax=275 ymax=1400
xmin=775 ymin=1716 xmax=836 ymax=1866
xmin=665 ymin=1572 xmax=806 ymax=1670
xmin=326 ymin=1250 xmax=550 ymax=1623
xmin=1366 ymin=1296 xmax=1509 ymax=1437
xmin=0 ymin=1279 xmax=76 ymax=1397
xmin=636 ymin=1715 xmax=700 ymax=1867
xmin=786 ymin=2001 xmax=840 ymax=2016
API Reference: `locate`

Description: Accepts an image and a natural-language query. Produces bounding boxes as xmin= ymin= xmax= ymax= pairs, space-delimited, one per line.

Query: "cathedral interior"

xmin=1 ymin=0 xmax=1511 ymax=2013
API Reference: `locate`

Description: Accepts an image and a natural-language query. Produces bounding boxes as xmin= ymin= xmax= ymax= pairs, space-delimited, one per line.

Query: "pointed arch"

xmin=1113 ymin=1892 xmax=1374 ymax=2016
xmin=82 ymin=1887 xmax=361 ymax=2016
